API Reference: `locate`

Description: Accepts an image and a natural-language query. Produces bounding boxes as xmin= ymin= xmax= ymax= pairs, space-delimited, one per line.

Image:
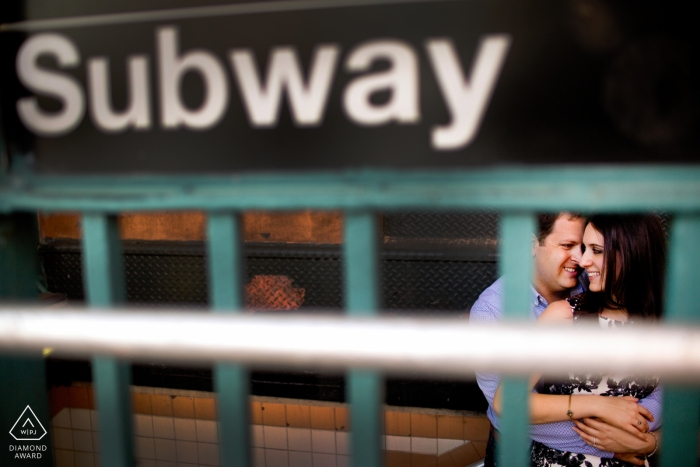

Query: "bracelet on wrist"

xmin=647 ymin=431 xmax=659 ymax=458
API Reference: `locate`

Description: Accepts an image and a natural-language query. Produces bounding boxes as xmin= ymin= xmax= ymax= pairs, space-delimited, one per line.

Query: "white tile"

xmin=289 ymin=451 xmax=312 ymax=467
xmin=265 ymin=448 xmax=289 ymax=467
xmin=197 ymin=442 xmax=220 ymax=466
xmin=71 ymin=408 xmax=92 ymax=431
xmin=154 ymin=439 xmax=177 ymax=462
xmin=73 ymin=429 xmax=94 ymax=452
xmin=196 ymin=419 xmax=218 ymax=443
xmin=53 ymin=408 xmax=72 ymax=428
xmin=411 ymin=437 xmax=437 ymax=455
xmin=92 ymin=431 xmax=101 ymax=453
xmin=54 ymin=427 xmax=74 ymax=450
xmin=134 ymin=414 xmax=154 ymax=437
xmin=335 ymin=432 xmax=349 ymax=455
xmin=287 ymin=428 xmax=311 ymax=452
xmin=176 ymin=440 xmax=198 ymax=464
xmin=55 ymin=448 xmax=75 ymax=467
xmin=336 ymin=455 xmax=350 ymax=467
xmin=253 ymin=447 xmax=266 ymax=467
xmin=386 ymin=435 xmax=410 ymax=452
xmin=153 ymin=416 xmax=175 ymax=439
xmin=263 ymin=425 xmax=287 ymax=450
xmin=174 ymin=418 xmax=197 ymax=441
xmin=251 ymin=424 xmax=264 ymax=448
xmin=75 ymin=451 xmax=95 ymax=467
xmin=137 ymin=460 xmax=158 ymax=467
xmin=312 ymin=453 xmax=335 ymax=467
xmin=156 ymin=462 xmax=177 ymax=467
xmin=91 ymin=411 xmax=100 ymax=432
xmin=437 ymin=438 xmax=465 ymax=455
xmin=135 ymin=436 xmax=156 ymax=459
xmin=311 ymin=430 xmax=335 ymax=454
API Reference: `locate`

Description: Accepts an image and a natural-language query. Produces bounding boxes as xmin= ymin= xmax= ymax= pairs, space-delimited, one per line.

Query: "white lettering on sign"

xmin=16 ymin=33 xmax=85 ymax=136
xmin=230 ymin=45 xmax=339 ymax=127
xmin=14 ymin=28 xmax=510 ymax=150
xmin=88 ymin=56 xmax=152 ymax=132
xmin=426 ymin=35 xmax=511 ymax=149
xmin=343 ymin=40 xmax=420 ymax=126
xmin=158 ymin=26 xmax=229 ymax=130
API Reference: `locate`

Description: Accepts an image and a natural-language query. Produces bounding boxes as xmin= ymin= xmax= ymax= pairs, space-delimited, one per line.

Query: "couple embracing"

xmin=470 ymin=213 xmax=665 ymax=467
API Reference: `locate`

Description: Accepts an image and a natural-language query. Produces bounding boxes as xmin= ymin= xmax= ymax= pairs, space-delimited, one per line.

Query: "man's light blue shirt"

xmin=469 ymin=276 xmax=662 ymax=457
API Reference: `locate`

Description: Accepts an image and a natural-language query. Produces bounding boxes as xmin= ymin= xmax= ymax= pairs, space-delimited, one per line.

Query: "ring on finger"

xmin=593 ymin=437 xmax=597 ymax=447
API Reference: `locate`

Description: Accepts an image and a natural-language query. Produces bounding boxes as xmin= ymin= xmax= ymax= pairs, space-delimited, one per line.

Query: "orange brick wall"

xmin=38 ymin=211 xmax=343 ymax=244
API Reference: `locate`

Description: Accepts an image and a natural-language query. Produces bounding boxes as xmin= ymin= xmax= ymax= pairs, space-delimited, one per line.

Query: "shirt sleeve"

xmin=639 ymin=384 xmax=663 ymax=431
xmin=469 ymin=295 xmax=503 ymax=426
xmin=468 ymin=290 xmax=502 ymax=324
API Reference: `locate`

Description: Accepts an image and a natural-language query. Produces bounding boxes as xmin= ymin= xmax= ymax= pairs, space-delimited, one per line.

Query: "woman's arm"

xmin=493 ymin=388 xmax=653 ymax=438
xmin=493 ymin=300 xmax=652 ymax=439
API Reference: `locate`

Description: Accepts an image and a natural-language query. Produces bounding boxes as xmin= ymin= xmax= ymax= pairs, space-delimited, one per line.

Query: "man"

xmin=470 ymin=212 xmax=661 ymax=466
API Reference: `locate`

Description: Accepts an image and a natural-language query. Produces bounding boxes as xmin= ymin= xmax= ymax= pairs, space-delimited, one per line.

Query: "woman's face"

xmin=580 ymin=224 xmax=606 ymax=292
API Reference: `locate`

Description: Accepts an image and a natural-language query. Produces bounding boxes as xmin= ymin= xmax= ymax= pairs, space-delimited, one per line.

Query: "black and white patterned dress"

xmin=530 ymin=293 xmax=659 ymax=467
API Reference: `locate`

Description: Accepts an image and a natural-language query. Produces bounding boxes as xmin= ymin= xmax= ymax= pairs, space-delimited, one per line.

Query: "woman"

xmin=494 ymin=214 xmax=666 ymax=466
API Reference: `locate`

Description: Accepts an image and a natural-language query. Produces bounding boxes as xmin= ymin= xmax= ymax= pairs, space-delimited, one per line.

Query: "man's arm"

xmin=469 ymin=292 xmax=504 ymax=427
xmin=638 ymin=384 xmax=663 ymax=432
xmin=574 ymin=419 xmax=660 ymax=466
xmin=570 ymin=384 xmax=662 ymax=463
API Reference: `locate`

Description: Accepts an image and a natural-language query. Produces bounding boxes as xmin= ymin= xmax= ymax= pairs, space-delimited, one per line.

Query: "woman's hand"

xmin=589 ymin=396 xmax=653 ymax=439
xmin=573 ymin=417 xmax=656 ymax=454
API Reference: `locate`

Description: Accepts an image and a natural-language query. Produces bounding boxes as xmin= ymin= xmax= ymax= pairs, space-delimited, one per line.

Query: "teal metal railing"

xmin=1 ymin=166 xmax=700 ymax=467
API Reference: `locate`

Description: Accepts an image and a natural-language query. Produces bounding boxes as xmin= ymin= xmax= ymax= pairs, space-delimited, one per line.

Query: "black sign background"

xmin=1 ymin=0 xmax=699 ymax=174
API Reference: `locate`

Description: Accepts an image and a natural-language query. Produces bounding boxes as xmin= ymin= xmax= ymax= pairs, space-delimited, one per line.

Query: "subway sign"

xmin=0 ymin=0 xmax=698 ymax=173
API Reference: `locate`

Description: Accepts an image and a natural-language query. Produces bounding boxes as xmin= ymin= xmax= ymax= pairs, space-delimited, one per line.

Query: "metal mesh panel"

xmin=126 ymin=254 xmax=208 ymax=304
xmin=40 ymin=242 xmax=495 ymax=312
xmin=383 ymin=260 xmax=497 ymax=312
xmin=41 ymin=248 xmax=84 ymax=300
xmin=383 ymin=212 xmax=499 ymax=239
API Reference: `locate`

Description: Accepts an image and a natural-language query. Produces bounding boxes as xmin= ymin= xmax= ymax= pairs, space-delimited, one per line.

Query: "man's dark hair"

xmin=587 ymin=214 xmax=667 ymax=319
xmin=536 ymin=213 xmax=583 ymax=245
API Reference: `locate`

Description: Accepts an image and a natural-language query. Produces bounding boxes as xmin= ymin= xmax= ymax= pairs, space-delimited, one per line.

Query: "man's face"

xmin=532 ymin=215 xmax=585 ymax=303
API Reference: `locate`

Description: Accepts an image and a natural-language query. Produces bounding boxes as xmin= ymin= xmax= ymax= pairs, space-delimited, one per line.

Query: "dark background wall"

xmin=40 ymin=211 xmax=498 ymax=412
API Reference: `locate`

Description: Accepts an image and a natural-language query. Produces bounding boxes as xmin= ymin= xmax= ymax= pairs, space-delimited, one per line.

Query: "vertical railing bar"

xmin=81 ymin=213 xmax=133 ymax=467
xmin=207 ymin=212 xmax=250 ymax=467
xmin=0 ymin=213 xmax=54 ymax=467
xmin=659 ymin=214 xmax=700 ymax=467
xmin=498 ymin=212 xmax=535 ymax=467
xmin=344 ymin=211 xmax=383 ymax=467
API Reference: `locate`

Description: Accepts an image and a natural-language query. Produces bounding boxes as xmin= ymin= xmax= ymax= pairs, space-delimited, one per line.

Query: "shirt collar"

xmin=530 ymin=285 xmax=548 ymax=308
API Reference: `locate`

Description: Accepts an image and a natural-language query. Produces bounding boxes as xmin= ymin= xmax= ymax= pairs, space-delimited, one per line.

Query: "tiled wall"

xmin=49 ymin=385 xmax=489 ymax=467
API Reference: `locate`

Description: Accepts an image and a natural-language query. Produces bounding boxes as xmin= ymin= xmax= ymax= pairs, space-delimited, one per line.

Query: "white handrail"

xmin=1 ymin=307 xmax=700 ymax=381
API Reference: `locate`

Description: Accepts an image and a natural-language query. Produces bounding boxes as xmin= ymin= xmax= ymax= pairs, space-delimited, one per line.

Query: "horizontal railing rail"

xmin=2 ymin=166 xmax=700 ymax=212
xmin=2 ymin=309 xmax=700 ymax=381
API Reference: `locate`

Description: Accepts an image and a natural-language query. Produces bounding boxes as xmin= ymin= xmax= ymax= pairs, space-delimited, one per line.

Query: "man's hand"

xmin=613 ymin=453 xmax=647 ymax=466
xmin=573 ymin=417 xmax=658 ymax=466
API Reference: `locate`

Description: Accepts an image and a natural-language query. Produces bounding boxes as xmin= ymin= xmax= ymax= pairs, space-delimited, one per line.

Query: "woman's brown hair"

xmin=587 ymin=214 xmax=667 ymax=319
